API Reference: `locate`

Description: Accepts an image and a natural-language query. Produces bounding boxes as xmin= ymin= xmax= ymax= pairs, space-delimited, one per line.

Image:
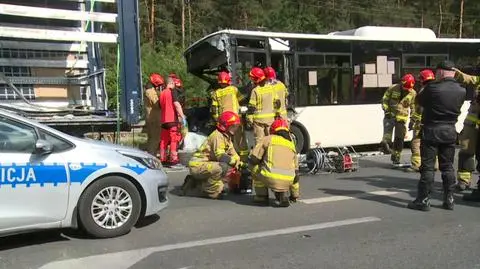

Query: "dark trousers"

xmin=417 ymin=124 xmax=457 ymax=198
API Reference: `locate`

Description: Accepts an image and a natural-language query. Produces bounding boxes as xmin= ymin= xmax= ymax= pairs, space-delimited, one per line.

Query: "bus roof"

xmin=185 ymin=26 xmax=480 ymax=53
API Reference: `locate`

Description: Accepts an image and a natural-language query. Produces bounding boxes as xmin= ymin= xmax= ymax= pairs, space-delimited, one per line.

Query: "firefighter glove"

xmin=182 ymin=118 xmax=188 ymax=127
xmin=274 ymin=99 xmax=281 ymax=110
xmin=293 ymin=170 xmax=300 ymax=184
xmin=238 ymin=161 xmax=248 ymax=170
xmin=219 ymin=162 xmax=230 ymax=177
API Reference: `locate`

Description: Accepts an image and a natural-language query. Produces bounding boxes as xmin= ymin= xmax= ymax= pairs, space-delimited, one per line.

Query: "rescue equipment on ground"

xmin=301 ymin=146 xmax=360 ymax=174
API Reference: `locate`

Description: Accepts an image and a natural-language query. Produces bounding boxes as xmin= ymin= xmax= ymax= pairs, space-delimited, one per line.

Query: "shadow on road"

xmin=325 ymin=174 xmax=480 ymax=209
xmin=0 ymin=214 xmax=162 ymax=251
xmin=169 ymin=185 xmax=287 ymax=208
xmin=0 ymin=230 xmax=70 ymax=251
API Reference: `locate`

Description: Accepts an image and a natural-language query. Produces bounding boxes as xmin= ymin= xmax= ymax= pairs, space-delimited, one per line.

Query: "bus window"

xmin=295 ymin=53 xmax=352 ymax=106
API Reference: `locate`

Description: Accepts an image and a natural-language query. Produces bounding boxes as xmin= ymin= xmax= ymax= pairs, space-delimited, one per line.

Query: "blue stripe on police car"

xmin=0 ymin=162 xmax=147 ymax=188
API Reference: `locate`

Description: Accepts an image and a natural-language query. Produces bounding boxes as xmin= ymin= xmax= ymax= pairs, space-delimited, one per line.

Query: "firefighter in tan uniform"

xmin=247 ymin=67 xmax=276 ymax=146
xmin=249 ymin=118 xmax=299 ymax=207
xmin=453 ymin=68 xmax=480 ymax=191
xmin=380 ymin=82 xmax=403 ymax=154
xmin=210 ymin=71 xmax=249 ymax=161
xmin=264 ymin=66 xmax=289 ymax=120
xmin=144 ymin=73 xmax=164 ymax=156
xmin=406 ymin=69 xmax=437 ymax=172
xmin=390 ymin=74 xmax=417 ymax=165
xmin=181 ymin=111 xmax=247 ymax=199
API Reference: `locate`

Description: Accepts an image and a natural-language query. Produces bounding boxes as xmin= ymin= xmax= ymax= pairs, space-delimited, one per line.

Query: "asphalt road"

xmin=2 ymin=150 xmax=480 ymax=269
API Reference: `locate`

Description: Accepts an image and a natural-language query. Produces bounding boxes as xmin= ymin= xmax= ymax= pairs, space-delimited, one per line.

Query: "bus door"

xmin=234 ymin=49 xmax=267 ymax=100
xmin=270 ymin=51 xmax=295 ymax=107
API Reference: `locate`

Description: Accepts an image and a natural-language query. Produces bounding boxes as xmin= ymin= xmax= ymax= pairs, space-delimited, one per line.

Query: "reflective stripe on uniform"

xmin=212 ymin=86 xmax=241 ymax=120
xmin=457 ymin=171 xmax=472 ymax=182
xmin=396 ymin=115 xmax=408 ymax=122
xmin=252 ymin=87 xmax=274 ymax=114
xmin=239 ymin=150 xmax=249 ymax=156
xmin=253 ymin=112 xmax=277 ymax=119
xmin=258 ymin=136 xmax=296 ymax=181
xmin=411 ymin=112 xmax=421 ymax=121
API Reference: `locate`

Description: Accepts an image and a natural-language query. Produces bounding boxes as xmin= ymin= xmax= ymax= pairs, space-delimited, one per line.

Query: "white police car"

xmin=0 ymin=109 xmax=169 ymax=238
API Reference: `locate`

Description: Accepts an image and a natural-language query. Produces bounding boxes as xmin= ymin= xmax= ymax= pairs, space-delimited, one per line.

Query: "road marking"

xmin=300 ymin=190 xmax=409 ymax=204
xmin=39 ymin=217 xmax=381 ymax=269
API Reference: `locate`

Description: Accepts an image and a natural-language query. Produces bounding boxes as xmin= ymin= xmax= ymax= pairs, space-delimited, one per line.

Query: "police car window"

xmin=0 ymin=116 xmax=37 ymax=153
xmin=40 ymin=131 xmax=73 ymax=152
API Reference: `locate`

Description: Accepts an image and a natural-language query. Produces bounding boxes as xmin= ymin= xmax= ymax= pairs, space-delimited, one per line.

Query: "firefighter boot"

xmin=462 ymin=179 xmax=480 ymax=202
xmin=390 ymin=151 xmax=401 ymax=165
xmin=180 ymin=175 xmax=195 ymax=196
xmin=407 ymin=197 xmax=431 ymax=211
xmin=274 ymin=192 xmax=290 ymax=207
xmin=238 ymin=173 xmax=253 ymax=194
xmin=380 ymin=141 xmax=392 ymax=154
xmin=442 ymin=192 xmax=454 ymax=210
xmin=407 ymin=183 xmax=431 ymax=211
xmin=456 ymin=181 xmax=469 ymax=192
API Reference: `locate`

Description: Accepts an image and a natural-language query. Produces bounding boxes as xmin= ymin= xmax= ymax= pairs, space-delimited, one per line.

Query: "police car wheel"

xmin=78 ymin=176 xmax=142 ymax=238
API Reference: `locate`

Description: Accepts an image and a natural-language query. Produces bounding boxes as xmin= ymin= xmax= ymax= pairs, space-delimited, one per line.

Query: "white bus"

xmin=184 ymin=26 xmax=480 ymax=153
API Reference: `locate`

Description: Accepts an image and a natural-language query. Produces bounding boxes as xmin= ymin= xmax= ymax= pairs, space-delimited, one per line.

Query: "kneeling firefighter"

xmin=181 ymin=111 xmax=247 ymax=199
xmin=248 ymin=118 xmax=299 ymax=207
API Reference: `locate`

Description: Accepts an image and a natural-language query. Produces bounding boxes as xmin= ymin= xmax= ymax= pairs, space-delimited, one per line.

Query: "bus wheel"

xmin=290 ymin=124 xmax=305 ymax=154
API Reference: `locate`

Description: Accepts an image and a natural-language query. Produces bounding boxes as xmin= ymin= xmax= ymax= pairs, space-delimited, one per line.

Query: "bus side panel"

xmin=294 ymin=102 xmax=470 ymax=148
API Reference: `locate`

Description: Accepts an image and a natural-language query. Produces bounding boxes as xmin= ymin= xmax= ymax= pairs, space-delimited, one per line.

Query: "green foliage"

xmin=103 ymin=42 xmax=208 ymax=112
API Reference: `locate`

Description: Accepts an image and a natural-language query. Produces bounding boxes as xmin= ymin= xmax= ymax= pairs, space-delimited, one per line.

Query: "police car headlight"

xmin=121 ymin=153 xmax=163 ymax=170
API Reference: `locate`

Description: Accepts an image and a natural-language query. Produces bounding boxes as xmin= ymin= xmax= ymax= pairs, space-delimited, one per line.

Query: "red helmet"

xmin=149 ymin=73 xmax=165 ymax=87
xmin=174 ymin=78 xmax=183 ymax=88
xmin=419 ymin=69 xmax=435 ymax=85
xmin=264 ymin=66 xmax=276 ymax=80
xmin=270 ymin=118 xmax=290 ymax=134
xmin=249 ymin=67 xmax=266 ymax=84
xmin=217 ymin=111 xmax=241 ymax=133
xmin=401 ymin=73 xmax=415 ymax=90
xmin=217 ymin=71 xmax=232 ymax=85
xmin=168 ymin=73 xmax=178 ymax=79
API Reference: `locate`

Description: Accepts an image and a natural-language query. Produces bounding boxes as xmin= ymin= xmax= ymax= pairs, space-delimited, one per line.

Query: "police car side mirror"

xmin=35 ymin=139 xmax=53 ymax=155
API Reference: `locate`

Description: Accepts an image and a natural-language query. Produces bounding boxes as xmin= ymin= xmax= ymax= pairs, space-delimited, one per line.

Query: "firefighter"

xmin=159 ymin=77 xmax=187 ymax=166
xmin=380 ymin=83 xmax=400 ymax=154
xmin=144 ymin=73 xmax=164 ymax=156
xmin=264 ymin=66 xmax=289 ymax=120
xmin=453 ymin=68 xmax=480 ymax=191
xmin=211 ymin=72 xmax=248 ymax=159
xmin=211 ymin=71 xmax=251 ymax=193
xmin=181 ymin=111 xmax=247 ymax=199
xmin=247 ymin=67 xmax=276 ymax=146
xmin=406 ymin=69 xmax=436 ymax=172
xmin=390 ymin=74 xmax=417 ymax=165
xmin=249 ymin=118 xmax=299 ymax=207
